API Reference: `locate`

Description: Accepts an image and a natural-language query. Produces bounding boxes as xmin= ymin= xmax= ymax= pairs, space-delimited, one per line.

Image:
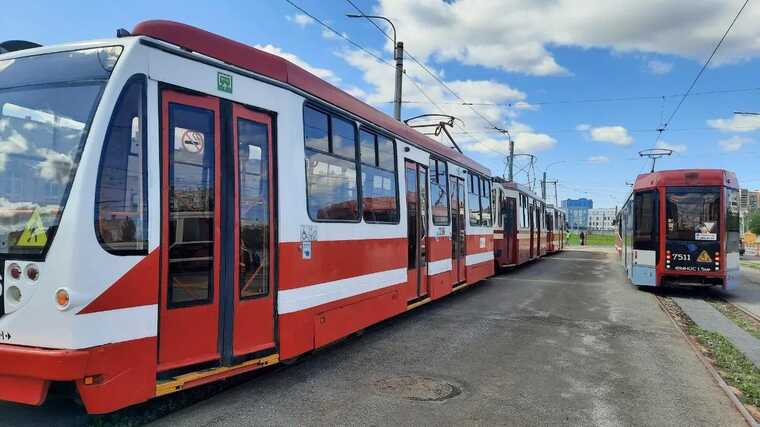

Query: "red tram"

xmin=617 ymin=169 xmax=741 ymax=289
xmin=492 ymin=179 xmax=554 ymax=268
xmin=0 ymin=21 xmax=500 ymax=413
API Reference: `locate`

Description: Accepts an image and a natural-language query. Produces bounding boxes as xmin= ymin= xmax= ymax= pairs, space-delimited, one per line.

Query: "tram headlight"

xmin=6 ymin=286 xmax=21 ymax=304
xmin=55 ymin=288 xmax=71 ymax=310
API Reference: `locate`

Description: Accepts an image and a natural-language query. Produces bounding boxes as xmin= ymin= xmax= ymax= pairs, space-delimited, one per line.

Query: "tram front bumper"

xmin=0 ymin=343 xmax=89 ymax=405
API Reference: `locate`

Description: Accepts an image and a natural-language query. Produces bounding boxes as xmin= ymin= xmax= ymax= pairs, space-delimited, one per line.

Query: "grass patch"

xmin=686 ymin=323 xmax=760 ymax=409
xmin=567 ymin=233 xmax=616 ymax=247
xmin=709 ymin=300 xmax=760 ymax=341
xmin=741 ymin=260 xmax=760 ymax=271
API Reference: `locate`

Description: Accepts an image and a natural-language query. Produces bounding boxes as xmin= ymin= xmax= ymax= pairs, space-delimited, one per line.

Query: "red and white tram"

xmin=0 ymin=21 xmax=496 ymax=413
xmin=492 ymin=178 xmax=552 ymax=268
xmin=617 ymin=169 xmax=740 ymax=289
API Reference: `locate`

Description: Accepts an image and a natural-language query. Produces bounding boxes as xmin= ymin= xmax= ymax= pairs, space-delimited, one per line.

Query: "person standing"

xmin=579 ymin=231 xmax=585 ymax=246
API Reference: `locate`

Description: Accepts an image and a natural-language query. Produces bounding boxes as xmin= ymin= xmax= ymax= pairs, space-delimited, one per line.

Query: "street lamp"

xmin=346 ymin=13 xmax=404 ymax=121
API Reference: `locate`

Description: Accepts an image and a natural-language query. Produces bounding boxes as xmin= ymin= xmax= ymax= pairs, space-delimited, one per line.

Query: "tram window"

xmin=359 ymin=130 xmax=376 ymax=166
xmin=167 ymin=103 xmax=215 ymax=306
xmin=360 ymin=130 xmax=398 ymax=223
xmin=634 ymin=190 xmax=658 ymax=251
xmin=429 ymin=158 xmax=450 ymax=226
xmin=726 ymin=188 xmax=740 ymax=253
xmin=304 ymin=106 xmax=329 ymax=152
xmin=306 ymin=152 xmax=358 ymax=221
xmin=377 ymin=135 xmax=395 ymax=170
xmin=481 ymin=179 xmax=492 ymax=227
xmin=95 ymin=76 xmax=147 ymax=254
xmin=666 ymin=187 xmax=719 ymax=241
xmin=469 ymin=174 xmax=482 ymax=226
xmin=238 ymin=119 xmax=269 ymax=299
xmin=331 ymin=116 xmax=356 ymax=159
xmin=304 ymin=105 xmax=359 ymax=221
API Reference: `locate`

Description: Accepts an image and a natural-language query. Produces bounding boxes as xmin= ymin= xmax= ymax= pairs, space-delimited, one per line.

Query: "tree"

xmin=748 ymin=211 xmax=760 ymax=235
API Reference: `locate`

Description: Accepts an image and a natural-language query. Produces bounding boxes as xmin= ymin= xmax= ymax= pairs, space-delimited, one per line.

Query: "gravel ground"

xmin=0 ymin=248 xmax=746 ymax=426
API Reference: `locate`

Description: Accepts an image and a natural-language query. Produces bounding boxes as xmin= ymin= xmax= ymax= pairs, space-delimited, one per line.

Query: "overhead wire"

xmin=656 ymin=0 xmax=751 ymax=143
xmin=285 ymin=0 xmax=456 ymax=150
xmin=380 ymin=86 xmax=760 ymax=108
xmin=342 ymin=0 xmax=512 ymax=139
xmin=283 ymin=0 xmax=393 ymax=68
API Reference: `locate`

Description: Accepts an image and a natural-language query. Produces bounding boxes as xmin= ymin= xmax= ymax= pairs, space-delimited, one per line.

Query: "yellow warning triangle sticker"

xmin=17 ymin=209 xmax=47 ymax=248
xmin=697 ymin=250 xmax=712 ymax=263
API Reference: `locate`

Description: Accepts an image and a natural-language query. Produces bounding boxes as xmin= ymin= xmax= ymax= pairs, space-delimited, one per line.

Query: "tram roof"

xmin=132 ymin=20 xmax=491 ymax=176
xmin=493 ymin=178 xmax=545 ymax=201
xmin=633 ymin=169 xmax=738 ymax=191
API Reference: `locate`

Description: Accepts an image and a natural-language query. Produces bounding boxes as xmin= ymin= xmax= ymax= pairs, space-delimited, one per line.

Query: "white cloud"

xmin=587 ymin=155 xmax=609 ymax=164
xmin=254 ymin=44 xmax=341 ymax=85
xmin=334 ymin=43 xmax=553 ymax=156
xmin=718 ymin=135 xmax=753 ymax=152
xmin=647 ymin=59 xmax=673 ymax=75
xmin=580 ymin=125 xmax=634 ymax=146
xmin=707 ymin=114 xmax=760 ymax=132
xmin=464 ymin=131 xmax=556 ymax=156
xmin=656 ymin=140 xmax=687 ymax=153
xmin=377 ymin=0 xmax=760 ymax=76
xmin=321 ymin=28 xmax=349 ymax=41
xmin=287 ymin=14 xmax=314 ymax=28
xmin=337 ymin=48 xmax=549 ymax=155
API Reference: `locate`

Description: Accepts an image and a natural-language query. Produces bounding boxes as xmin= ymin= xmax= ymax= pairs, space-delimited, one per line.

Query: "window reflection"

xmin=360 ymin=130 xmax=398 ymax=223
xmin=168 ymin=103 xmax=214 ymax=306
xmin=238 ymin=118 xmax=269 ymax=298
xmin=304 ymin=106 xmax=360 ymax=221
xmin=306 ymin=151 xmax=358 ymax=220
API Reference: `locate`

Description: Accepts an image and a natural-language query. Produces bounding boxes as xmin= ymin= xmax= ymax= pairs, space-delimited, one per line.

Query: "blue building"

xmin=561 ymin=198 xmax=593 ymax=230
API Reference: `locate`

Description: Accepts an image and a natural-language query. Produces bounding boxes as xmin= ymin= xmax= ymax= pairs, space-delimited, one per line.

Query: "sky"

xmin=3 ymin=0 xmax=760 ymax=208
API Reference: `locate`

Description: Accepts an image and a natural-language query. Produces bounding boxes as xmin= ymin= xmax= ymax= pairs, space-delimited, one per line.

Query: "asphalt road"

xmin=0 ymin=248 xmax=746 ymax=426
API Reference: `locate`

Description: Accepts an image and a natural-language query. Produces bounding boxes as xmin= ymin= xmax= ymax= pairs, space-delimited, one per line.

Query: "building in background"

xmin=561 ymin=198 xmax=593 ymax=230
xmin=587 ymin=208 xmax=617 ymax=231
xmin=740 ymin=188 xmax=760 ymax=217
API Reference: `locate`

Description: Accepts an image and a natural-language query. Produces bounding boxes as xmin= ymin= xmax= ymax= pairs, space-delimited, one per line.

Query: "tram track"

xmin=654 ymin=293 xmax=760 ymax=426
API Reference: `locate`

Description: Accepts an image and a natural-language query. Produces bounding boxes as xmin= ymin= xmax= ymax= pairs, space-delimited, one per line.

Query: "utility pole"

xmin=552 ymin=181 xmax=558 ymax=207
xmin=394 ymin=41 xmax=404 ymax=121
xmin=507 ymin=138 xmax=515 ymax=181
xmin=347 ymin=13 xmax=403 ymax=121
xmin=542 ymin=171 xmax=547 ymax=200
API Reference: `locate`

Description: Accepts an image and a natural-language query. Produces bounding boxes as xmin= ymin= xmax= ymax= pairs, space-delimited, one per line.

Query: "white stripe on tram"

xmin=428 ymin=258 xmax=452 ymax=276
xmin=278 ymin=268 xmax=407 ymax=314
xmin=465 ymin=251 xmax=494 ymax=266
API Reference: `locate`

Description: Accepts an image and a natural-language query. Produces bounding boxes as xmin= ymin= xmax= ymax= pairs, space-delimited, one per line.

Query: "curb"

xmin=655 ymin=295 xmax=759 ymax=427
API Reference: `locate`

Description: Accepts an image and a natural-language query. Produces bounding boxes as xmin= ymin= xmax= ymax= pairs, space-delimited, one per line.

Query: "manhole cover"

xmin=374 ymin=375 xmax=461 ymax=401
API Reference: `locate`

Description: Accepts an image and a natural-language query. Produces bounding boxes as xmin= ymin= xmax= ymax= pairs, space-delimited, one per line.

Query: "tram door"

xmin=529 ymin=204 xmax=535 ymax=258
xmin=406 ymin=161 xmax=429 ymax=301
xmin=536 ymin=205 xmax=542 ymax=256
xmin=504 ymin=197 xmax=516 ymax=262
xmin=450 ymin=176 xmax=466 ymax=283
xmin=158 ymin=91 xmax=275 ymax=373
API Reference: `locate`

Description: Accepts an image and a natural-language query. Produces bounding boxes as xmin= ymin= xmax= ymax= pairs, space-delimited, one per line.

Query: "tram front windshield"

xmin=0 ymin=46 xmax=121 ymax=255
xmin=666 ymin=187 xmax=721 ymax=242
